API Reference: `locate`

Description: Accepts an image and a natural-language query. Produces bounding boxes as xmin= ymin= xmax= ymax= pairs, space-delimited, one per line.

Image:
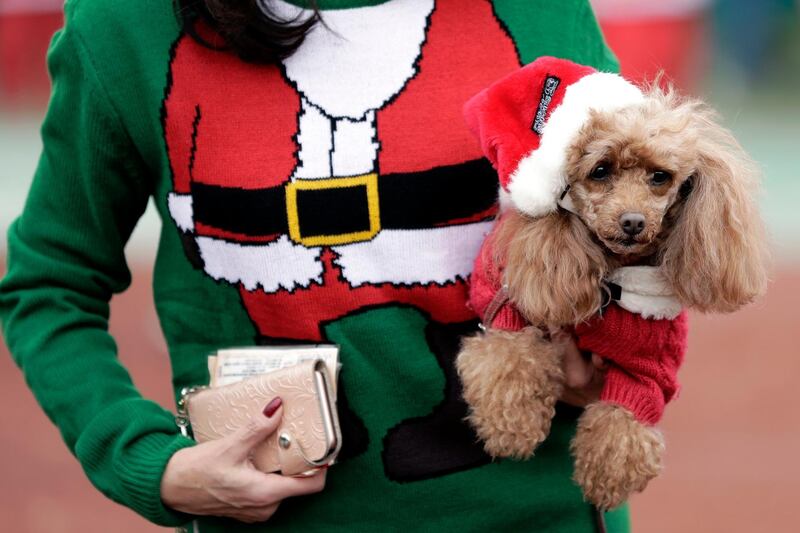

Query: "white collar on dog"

xmin=607 ymin=266 xmax=683 ymax=320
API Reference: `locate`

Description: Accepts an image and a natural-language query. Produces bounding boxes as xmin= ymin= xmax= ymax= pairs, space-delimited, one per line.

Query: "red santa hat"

xmin=464 ymin=56 xmax=645 ymax=217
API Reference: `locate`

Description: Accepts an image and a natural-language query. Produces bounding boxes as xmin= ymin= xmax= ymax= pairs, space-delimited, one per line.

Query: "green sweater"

xmin=0 ymin=0 xmax=629 ymax=531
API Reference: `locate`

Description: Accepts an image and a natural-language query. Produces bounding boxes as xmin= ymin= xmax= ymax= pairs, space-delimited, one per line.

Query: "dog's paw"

xmin=456 ymin=327 xmax=563 ymax=459
xmin=571 ymin=402 xmax=664 ymax=510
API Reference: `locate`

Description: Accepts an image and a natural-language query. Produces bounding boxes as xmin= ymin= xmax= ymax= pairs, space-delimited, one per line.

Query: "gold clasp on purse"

xmin=276 ymin=359 xmax=341 ymax=471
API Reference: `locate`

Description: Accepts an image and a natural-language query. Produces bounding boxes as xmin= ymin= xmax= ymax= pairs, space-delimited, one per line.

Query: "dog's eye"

xmin=651 ymin=170 xmax=673 ymax=186
xmin=589 ymin=164 xmax=610 ymax=181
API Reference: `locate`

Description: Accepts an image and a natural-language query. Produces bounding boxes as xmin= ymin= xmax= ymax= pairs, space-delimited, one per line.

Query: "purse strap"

xmin=175 ymin=385 xmax=208 ymax=438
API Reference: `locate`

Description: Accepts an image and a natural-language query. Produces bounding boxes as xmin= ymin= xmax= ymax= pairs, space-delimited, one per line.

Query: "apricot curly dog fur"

xmin=456 ymin=327 xmax=564 ymax=459
xmin=571 ymin=402 xmax=665 ymax=510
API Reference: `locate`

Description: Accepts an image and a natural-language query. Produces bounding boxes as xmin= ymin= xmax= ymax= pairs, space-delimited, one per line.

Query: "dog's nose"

xmin=619 ymin=213 xmax=646 ymax=236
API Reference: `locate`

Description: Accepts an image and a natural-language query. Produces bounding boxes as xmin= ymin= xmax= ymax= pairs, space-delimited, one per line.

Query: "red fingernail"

xmin=263 ymin=397 xmax=282 ymax=417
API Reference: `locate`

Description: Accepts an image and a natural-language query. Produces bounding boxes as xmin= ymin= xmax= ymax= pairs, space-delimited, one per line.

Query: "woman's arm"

xmin=0 ymin=18 xmax=195 ymax=526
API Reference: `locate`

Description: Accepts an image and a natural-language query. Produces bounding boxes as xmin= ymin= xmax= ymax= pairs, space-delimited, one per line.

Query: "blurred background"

xmin=1 ymin=0 xmax=798 ymax=531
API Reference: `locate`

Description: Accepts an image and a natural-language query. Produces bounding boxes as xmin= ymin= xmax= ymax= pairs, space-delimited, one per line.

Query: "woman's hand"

xmin=160 ymin=398 xmax=326 ymax=523
xmin=552 ymin=332 xmax=607 ymax=407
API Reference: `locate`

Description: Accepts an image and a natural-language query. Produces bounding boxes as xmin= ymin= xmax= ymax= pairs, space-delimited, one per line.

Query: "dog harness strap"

xmin=594 ymin=506 xmax=608 ymax=533
xmin=600 ymin=281 xmax=622 ymax=310
xmin=480 ymin=284 xmax=510 ymax=330
xmin=480 ymin=281 xmax=620 ymax=331
xmin=557 ymin=185 xmax=580 ymax=217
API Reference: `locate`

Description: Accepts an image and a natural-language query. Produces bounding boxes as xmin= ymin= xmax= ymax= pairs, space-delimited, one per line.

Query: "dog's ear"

xmin=661 ymin=112 xmax=769 ymax=312
xmin=498 ymin=210 xmax=607 ymax=325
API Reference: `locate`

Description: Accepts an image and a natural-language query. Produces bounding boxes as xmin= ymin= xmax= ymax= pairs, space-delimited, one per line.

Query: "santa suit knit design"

xmin=162 ymin=0 xmax=518 ymax=342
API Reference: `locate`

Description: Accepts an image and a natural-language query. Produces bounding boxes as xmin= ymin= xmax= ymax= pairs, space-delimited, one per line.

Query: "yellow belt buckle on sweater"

xmin=285 ymin=173 xmax=381 ymax=247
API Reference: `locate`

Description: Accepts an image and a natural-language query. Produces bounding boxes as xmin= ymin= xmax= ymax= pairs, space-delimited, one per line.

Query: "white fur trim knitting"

xmin=607 ymin=266 xmax=683 ymax=320
xmin=167 ymin=192 xmax=194 ymax=232
xmin=508 ymin=72 xmax=645 ymax=217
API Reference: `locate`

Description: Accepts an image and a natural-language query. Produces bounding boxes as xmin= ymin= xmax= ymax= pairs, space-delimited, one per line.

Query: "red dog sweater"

xmin=469 ymin=225 xmax=688 ymax=425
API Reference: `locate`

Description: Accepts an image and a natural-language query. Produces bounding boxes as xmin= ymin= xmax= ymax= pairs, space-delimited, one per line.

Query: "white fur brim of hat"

xmin=507 ymin=72 xmax=645 ymax=217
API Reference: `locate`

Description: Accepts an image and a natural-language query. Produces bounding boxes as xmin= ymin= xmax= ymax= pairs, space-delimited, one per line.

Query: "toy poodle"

xmin=456 ymin=57 xmax=769 ymax=509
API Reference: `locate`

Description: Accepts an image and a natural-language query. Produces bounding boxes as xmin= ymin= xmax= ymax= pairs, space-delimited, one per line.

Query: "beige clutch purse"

xmin=176 ymin=359 xmax=342 ymax=476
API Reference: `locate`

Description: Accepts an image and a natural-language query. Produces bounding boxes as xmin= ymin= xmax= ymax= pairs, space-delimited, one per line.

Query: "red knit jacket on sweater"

xmin=469 ymin=231 xmax=688 ymax=425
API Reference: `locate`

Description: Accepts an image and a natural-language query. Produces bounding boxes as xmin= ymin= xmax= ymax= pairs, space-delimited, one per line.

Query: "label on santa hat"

xmin=532 ymin=75 xmax=560 ymax=135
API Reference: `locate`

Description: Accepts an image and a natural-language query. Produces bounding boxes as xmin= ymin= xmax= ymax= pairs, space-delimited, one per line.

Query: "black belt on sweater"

xmin=191 ymin=158 xmax=498 ymax=246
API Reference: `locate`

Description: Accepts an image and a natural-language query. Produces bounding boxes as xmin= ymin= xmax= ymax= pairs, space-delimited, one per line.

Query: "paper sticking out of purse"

xmin=208 ymin=344 xmax=340 ymax=389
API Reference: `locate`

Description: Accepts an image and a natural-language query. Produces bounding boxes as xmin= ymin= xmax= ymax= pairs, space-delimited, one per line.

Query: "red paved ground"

xmin=1 ymin=261 xmax=798 ymax=532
